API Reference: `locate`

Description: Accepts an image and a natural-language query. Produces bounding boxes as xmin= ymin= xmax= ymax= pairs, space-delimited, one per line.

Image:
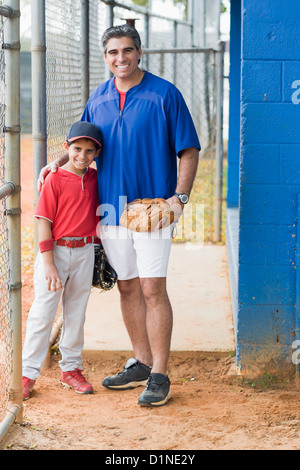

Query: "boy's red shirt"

xmin=34 ymin=167 xmax=99 ymax=240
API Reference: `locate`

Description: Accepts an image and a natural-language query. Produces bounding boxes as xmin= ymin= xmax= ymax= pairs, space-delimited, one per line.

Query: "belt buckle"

xmin=66 ymin=240 xmax=76 ymax=248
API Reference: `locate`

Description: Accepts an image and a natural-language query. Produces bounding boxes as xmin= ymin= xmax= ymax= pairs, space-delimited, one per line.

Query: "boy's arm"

xmin=39 ymin=218 xmax=63 ymax=292
xmin=37 ymin=152 xmax=69 ymax=192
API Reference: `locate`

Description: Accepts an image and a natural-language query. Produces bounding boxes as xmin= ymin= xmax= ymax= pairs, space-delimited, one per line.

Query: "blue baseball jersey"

xmin=81 ymin=71 xmax=201 ymax=225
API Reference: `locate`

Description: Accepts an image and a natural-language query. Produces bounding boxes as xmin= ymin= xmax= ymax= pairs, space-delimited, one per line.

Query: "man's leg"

xmin=100 ymin=224 xmax=173 ymax=398
xmin=100 ymin=226 xmax=153 ymax=390
xmin=140 ymin=277 xmax=173 ymax=375
xmin=133 ymin=226 xmax=174 ymax=406
xmin=117 ymin=277 xmax=152 ymax=367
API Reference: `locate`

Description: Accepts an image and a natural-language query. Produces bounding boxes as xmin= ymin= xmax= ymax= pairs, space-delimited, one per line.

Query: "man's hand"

xmin=154 ymin=196 xmax=184 ymax=231
xmin=37 ymin=152 xmax=70 ymax=192
xmin=37 ymin=161 xmax=60 ymax=192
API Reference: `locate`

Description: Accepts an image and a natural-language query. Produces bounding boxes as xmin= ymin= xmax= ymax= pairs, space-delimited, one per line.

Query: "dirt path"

xmin=1 ymin=136 xmax=299 ymax=451
xmin=2 ymin=352 xmax=300 ymax=451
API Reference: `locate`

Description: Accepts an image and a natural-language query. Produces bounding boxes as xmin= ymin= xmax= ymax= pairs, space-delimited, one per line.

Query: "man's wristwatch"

xmin=174 ymin=192 xmax=189 ymax=204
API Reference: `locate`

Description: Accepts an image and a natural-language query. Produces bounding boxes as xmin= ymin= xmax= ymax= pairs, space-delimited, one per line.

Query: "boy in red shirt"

xmin=22 ymin=121 xmax=103 ymax=400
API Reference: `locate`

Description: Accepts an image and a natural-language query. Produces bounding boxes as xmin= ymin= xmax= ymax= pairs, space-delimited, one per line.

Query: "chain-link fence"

xmin=45 ymin=0 xmax=83 ymax=162
xmin=0 ymin=10 xmax=12 ymax=426
xmin=0 ymin=0 xmax=22 ymax=442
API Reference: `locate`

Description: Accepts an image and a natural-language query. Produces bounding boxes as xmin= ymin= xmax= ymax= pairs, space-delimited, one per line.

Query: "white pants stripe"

xmin=22 ymin=243 xmax=94 ymax=380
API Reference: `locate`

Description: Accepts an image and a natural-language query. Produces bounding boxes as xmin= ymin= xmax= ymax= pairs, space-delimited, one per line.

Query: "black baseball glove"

xmin=92 ymin=243 xmax=118 ymax=291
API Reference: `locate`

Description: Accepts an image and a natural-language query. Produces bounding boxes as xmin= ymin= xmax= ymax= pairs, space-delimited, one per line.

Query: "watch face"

xmin=181 ymin=194 xmax=189 ymax=204
xmin=176 ymin=193 xmax=189 ymax=204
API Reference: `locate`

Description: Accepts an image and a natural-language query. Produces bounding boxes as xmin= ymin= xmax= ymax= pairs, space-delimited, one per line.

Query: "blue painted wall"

xmin=227 ymin=0 xmax=241 ymax=209
xmin=227 ymin=0 xmax=300 ymax=376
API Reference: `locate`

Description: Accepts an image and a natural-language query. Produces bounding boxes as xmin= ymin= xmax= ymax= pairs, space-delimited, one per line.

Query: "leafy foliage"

xmin=132 ymin=0 xmax=188 ymax=19
xmin=132 ymin=0 xmax=149 ymax=6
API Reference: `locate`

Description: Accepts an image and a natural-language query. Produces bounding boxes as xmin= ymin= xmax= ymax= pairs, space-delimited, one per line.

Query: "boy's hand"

xmin=44 ymin=262 xmax=63 ymax=292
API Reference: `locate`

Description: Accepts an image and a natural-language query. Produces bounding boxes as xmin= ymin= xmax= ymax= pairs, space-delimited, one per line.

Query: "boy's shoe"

xmin=102 ymin=358 xmax=151 ymax=390
xmin=22 ymin=376 xmax=36 ymax=401
xmin=138 ymin=373 xmax=171 ymax=407
xmin=61 ymin=369 xmax=93 ymax=395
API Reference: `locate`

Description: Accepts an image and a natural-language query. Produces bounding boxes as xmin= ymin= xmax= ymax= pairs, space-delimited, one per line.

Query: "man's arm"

xmin=175 ymin=147 xmax=199 ymax=199
xmin=156 ymin=147 xmax=199 ymax=230
xmin=39 ymin=218 xmax=62 ymax=292
xmin=167 ymin=146 xmax=199 ymax=211
xmin=37 ymin=152 xmax=69 ymax=192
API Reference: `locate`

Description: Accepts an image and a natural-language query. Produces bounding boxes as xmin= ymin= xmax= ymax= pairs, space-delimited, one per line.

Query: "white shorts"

xmin=99 ymin=224 xmax=175 ymax=280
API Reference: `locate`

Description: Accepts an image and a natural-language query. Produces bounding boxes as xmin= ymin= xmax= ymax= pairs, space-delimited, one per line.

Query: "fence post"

xmin=31 ymin=0 xmax=47 ymax=256
xmin=81 ymin=0 xmax=90 ymax=107
xmin=3 ymin=0 xmax=23 ymax=424
xmin=214 ymin=41 xmax=225 ymax=243
xmin=173 ymin=20 xmax=177 ymax=85
xmin=105 ymin=0 xmax=114 ymax=80
xmin=144 ymin=11 xmax=150 ymax=70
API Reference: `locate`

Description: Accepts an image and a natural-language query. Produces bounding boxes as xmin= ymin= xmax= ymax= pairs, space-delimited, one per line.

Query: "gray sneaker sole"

xmin=138 ymin=390 xmax=172 ymax=407
xmin=102 ymin=379 xmax=148 ymax=390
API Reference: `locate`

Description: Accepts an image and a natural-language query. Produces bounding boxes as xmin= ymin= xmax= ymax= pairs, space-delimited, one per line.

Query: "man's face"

xmin=104 ymin=36 xmax=142 ymax=81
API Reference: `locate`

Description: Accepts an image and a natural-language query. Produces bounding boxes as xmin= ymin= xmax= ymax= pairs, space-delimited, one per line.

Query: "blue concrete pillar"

xmin=227 ymin=0 xmax=241 ymax=209
xmin=226 ymin=0 xmax=241 ymax=338
xmin=236 ymin=0 xmax=300 ymax=375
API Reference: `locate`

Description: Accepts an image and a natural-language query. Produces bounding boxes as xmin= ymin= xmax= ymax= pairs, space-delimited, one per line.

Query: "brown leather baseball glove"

xmin=120 ymin=198 xmax=175 ymax=232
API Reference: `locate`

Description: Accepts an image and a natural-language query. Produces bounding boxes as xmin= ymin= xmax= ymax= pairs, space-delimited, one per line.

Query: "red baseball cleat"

xmin=61 ymin=369 xmax=93 ymax=395
xmin=22 ymin=376 xmax=36 ymax=401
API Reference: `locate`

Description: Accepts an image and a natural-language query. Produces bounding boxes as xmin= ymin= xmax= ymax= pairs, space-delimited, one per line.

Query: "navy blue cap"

xmin=67 ymin=121 xmax=103 ymax=149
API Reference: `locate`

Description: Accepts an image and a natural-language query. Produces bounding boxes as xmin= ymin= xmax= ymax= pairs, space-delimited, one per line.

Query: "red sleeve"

xmin=34 ymin=173 xmax=59 ymax=223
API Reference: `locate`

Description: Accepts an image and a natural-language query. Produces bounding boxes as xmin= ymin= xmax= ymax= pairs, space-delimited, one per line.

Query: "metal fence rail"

xmin=0 ymin=0 xmax=22 ymax=446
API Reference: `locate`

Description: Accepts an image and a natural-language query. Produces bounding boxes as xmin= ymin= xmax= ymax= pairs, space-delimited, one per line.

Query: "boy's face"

xmin=64 ymin=138 xmax=100 ymax=175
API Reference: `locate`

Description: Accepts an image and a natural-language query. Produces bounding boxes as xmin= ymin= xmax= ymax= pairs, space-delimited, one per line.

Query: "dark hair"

xmin=102 ymin=24 xmax=142 ymax=54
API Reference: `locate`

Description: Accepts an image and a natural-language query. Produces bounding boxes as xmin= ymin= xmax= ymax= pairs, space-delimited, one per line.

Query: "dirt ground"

xmin=1 ymin=136 xmax=300 ymax=451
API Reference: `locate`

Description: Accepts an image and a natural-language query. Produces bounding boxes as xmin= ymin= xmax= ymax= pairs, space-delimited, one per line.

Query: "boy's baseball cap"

xmin=67 ymin=121 xmax=103 ymax=149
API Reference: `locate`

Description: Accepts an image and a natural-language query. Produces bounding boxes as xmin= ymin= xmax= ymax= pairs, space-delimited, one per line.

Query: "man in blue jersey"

xmin=38 ymin=24 xmax=200 ymax=407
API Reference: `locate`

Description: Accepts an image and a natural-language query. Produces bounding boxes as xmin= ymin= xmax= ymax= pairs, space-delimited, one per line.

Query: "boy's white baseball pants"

xmin=22 ymin=243 xmax=94 ymax=381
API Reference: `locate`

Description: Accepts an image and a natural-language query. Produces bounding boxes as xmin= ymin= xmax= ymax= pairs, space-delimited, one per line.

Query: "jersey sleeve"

xmin=34 ymin=173 xmax=59 ymax=223
xmin=81 ymin=102 xmax=91 ymax=123
xmin=166 ymin=87 xmax=201 ymax=156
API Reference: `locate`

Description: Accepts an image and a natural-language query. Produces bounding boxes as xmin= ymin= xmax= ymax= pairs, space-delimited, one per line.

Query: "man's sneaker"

xmin=102 ymin=358 xmax=151 ymax=390
xmin=138 ymin=373 xmax=171 ymax=407
xmin=22 ymin=376 xmax=36 ymax=401
xmin=61 ymin=369 xmax=93 ymax=395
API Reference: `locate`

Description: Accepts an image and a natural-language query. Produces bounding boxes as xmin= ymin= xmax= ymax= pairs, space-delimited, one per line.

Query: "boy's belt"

xmin=56 ymin=236 xmax=101 ymax=248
